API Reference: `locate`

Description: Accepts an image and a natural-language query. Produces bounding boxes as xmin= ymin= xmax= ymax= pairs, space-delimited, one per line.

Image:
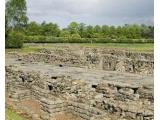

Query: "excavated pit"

xmin=6 ymin=46 xmax=154 ymax=120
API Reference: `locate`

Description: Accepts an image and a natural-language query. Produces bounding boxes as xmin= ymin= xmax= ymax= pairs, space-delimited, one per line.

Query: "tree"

xmin=59 ymin=29 xmax=70 ymax=37
xmin=86 ymin=25 xmax=94 ymax=38
xmin=67 ymin=22 xmax=79 ymax=34
xmin=93 ymin=25 xmax=103 ymax=38
xmin=5 ymin=0 xmax=28 ymax=48
xmin=148 ymin=26 xmax=154 ymax=38
xmin=132 ymin=24 xmax=141 ymax=38
xmin=41 ymin=22 xmax=60 ymax=36
xmin=78 ymin=23 xmax=86 ymax=38
xmin=123 ymin=24 xmax=141 ymax=39
xmin=94 ymin=25 xmax=101 ymax=33
xmin=109 ymin=26 xmax=116 ymax=39
xmin=5 ymin=15 xmax=10 ymax=38
xmin=101 ymin=25 xmax=110 ymax=37
xmin=116 ymin=26 xmax=122 ymax=37
xmin=141 ymin=24 xmax=154 ymax=38
xmin=5 ymin=0 xmax=28 ymax=30
xmin=26 ymin=21 xmax=41 ymax=35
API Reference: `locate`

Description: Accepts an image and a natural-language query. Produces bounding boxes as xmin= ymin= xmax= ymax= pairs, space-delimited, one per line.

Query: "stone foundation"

xmin=15 ymin=48 xmax=153 ymax=74
xmin=6 ymin=65 xmax=154 ymax=120
xmin=40 ymin=99 xmax=107 ymax=120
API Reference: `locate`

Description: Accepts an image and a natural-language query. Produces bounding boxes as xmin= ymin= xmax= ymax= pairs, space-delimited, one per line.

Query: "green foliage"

xmin=5 ymin=0 xmax=28 ymax=28
xmin=5 ymin=0 xmax=28 ymax=49
xmin=59 ymin=29 xmax=70 ymax=37
xmin=85 ymin=25 xmax=94 ymax=38
xmin=25 ymin=21 xmax=61 ymax=37
xmin=5 ymin=0 xmax=154 ymax=48
xmin=26 ymin=21 xmax=41 ymax=35
xmin=78 ymin=23 xmax=86 ymax=38
xmin=70 ymin=34 xmax=81 ymax=38
xmin=94 ymin=25 xmax=101 ymax=33
xmin=67 ymin=21 xmax=79 ymax=34
xmin=23 ymin=35 xmax=153 ymax=44
xmin=24 ymin=21 xmax=154 ymax=40
xmin=92 ymin=33 xmax=103 ymax=38
xmin=41 ymin=22 xmax=60 ymax=36
xmin=6 ymin=31 xmax=24 ymax=48
xmin=141 ymin=24 xmax=154 ymax=38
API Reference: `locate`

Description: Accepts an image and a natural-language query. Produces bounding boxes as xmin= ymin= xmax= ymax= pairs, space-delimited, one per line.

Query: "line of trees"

xmin=24 ymin=21 xmax=154 ymax=39
xmin=5 ymin=0 xmax=154 ymax=48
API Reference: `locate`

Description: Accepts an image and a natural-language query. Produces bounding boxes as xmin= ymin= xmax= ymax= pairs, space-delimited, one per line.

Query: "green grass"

xmin=6 ymin=108 xmax=27 ymax=120
xmin=6 ymin=43 xmax=154 ymax=53
xmin=78 ymin=43 xmax=154 ymax=52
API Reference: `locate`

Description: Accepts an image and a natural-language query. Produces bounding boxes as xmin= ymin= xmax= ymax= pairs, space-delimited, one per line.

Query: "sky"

xmin=26 ymin=0 xmax=154 ymax=28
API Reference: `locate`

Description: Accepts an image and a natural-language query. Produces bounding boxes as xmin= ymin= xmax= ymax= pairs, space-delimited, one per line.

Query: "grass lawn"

xmin=6 ymin=43 xmax=154 ymax=53
xmin=78 ymin=43 xmax=154 ymax=52
xmin=6 ymin=108 xmax=27 ymax=120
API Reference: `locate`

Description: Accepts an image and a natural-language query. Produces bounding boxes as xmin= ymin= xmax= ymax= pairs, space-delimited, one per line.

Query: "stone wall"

xmin=92 ymin=82 xmax=154 ymax=120
xmin=40 ymin=99 xmax=107 ymax=120
xmin=6 ymin=66 xmax=154 ymax=120
xmin=19 ymin=48 xmax=153 ymax=74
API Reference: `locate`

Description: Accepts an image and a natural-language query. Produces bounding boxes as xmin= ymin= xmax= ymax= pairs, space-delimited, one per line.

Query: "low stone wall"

xmin=40 ymin=98 xmax=107 ymax=120
xmin=93 ymin=82 xmax=154 ymax=120
xmin=67 ymin=101 xmax=107 ymax=120
xmin=102 ymin=54 xmax=153 ymax=74
xmin=19 ymin=48 xmax=153 ymax=74
xmin=6 ymin=66 xmax=154 ymax=120
xmin=40 ymin=99 xmax=68 ymax=120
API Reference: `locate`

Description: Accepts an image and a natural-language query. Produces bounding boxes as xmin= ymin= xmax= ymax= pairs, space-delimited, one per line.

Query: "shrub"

xmin=71 ymin=34 xmax=81 ymax=39
xmin=5 ymin=31 xmax=24 ymax=48
xmin=23 ymin=35 xmax=154 ymax=44
xmin=59 ymin=30 xmax=70 ymax=37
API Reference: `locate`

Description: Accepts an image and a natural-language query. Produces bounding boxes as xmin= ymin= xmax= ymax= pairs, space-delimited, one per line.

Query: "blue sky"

xmin=26 ymin=0 xmax=154 ymax=28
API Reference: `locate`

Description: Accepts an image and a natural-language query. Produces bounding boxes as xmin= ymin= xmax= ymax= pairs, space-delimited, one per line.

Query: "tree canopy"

xmin=5 ymin=0 xmax=28 ymax=48
xmin=5 ymin=0 xmax=154 ymax=48
xmin=5 ymin=0 xmax=28 ymax=29
xmin=5 ymin=0 xmax=154 ymax=40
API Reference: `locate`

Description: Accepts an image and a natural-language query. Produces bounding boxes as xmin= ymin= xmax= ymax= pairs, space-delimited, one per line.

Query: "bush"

xmin=5 ymin=31 xmax=24 ymax=48
xmin=23 ymin=35 xmax=154 ymax=44
xmin=70 ymin=34 xmax=81 ymax=39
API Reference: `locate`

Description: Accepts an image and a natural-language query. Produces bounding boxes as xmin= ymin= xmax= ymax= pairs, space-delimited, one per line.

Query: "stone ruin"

xmin=6 ymin=47 xmax=154 ymax=120
xmin=16 ymin=47 xmax=154 ymax=75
